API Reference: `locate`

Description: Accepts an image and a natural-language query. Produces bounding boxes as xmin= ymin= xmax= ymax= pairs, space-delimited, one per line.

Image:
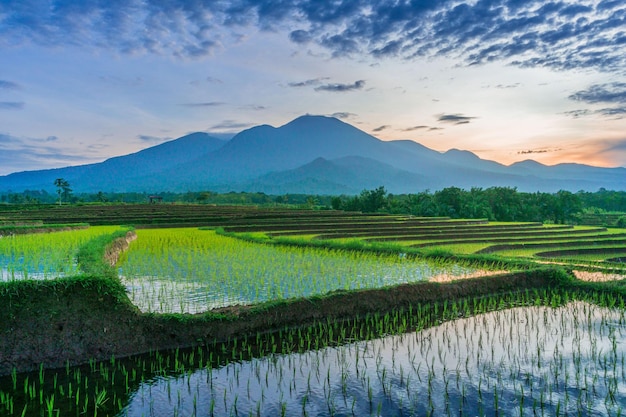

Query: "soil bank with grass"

xmin=0 ymin=265 xmax=571 ymax=376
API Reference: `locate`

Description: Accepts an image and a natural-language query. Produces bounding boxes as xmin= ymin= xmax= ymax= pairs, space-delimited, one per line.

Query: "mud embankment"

xmin=0 ymin=225 xmax=89 ymax=237
xmin=103 ymin=230 xmax=137 ymax=266
xmin=0 ymin=267 xmax=567 ymax=376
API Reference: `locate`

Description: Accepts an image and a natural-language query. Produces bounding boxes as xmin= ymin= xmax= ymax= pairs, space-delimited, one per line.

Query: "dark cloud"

xmin=403 ymin=126 xmax=430 ymax=131
xmin=0 ymin=80 xmax=20 ymax=90
xmin=329 ymin=112 xmax=357 ymax=119
xmin=314 ymin=80 xmax=365 ymax=92
xmin=288 ymin=77 xmax=329 ymax=87
xmin=372 ymin=125 xmax=390 ymax=132
xmin=2 ymin=0 xmax=625 ymax=71
xmin=437 ymin=114 xmax=477 ymax=125
xmin=563 ymin=109 xmax=594 ymax=118
xmin=518 ymin=149 xmax=550 ymax=155
xmin=597 ymin=107 xmax=626 ymax=117
xmin=564 ymin=106 xmax=626 ymax=119
xmin=181 ymin=102 xmax=226 ymax=107
xmin=289 ymin=30 xmax=312 ymax=44
xmin=0 ymin=102 xmax=24 ymax=110
xmin=569 ymin=83 xmax=626 ymax=104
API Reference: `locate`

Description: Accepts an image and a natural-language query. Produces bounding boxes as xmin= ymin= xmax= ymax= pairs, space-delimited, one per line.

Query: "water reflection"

xmin=119 ymin=302 xmax=626 ymax=416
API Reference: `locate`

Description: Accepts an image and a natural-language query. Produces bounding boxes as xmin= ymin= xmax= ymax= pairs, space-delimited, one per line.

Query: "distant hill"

xmin=1 ymin=115 xmax=624 ymax=194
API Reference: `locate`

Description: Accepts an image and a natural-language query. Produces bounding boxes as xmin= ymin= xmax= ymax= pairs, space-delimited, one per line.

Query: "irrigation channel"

xmin=1 ymin=291 xmax=626 ymax=416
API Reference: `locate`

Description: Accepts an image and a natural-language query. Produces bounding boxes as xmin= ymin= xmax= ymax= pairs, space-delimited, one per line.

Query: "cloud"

xmin=517 ymin=149 xmax=553 ymax=155
xmin=288 ymin=77 xmax=329 ymax=87
xmin=0 ymin=80 xmax=20 ymax=90
xmin=0 ymin=133 xmax=97 ymax=175
xmin=0 ymin=102 xmax=24 ymax=110
xmin=314 ymin=80 xmax=365 ymax=92
xmin=494 ymin=83 xmax=521 ymax=89
xmin=563 ymin=109 xmax=594 ymax=118
xmin=564 ymin=84 xmax=626 ymax=119
xmin=437 ymin=113 xmax=477 ymax=125
xmin=403 ymin=126 xmax=430 ymax=131
xmin=372 ymin=125 xmax=390 ymax=132
xmin=181 ymin=102 xmax=226 ymax=107
xmin=209 ymin=120 xmax=254 ymax=131
xmin=0 ymin=133 xmax=20 ymax=144
xmin=569 ymin=83 xmax=626 ymax=104
xmin=328 ymin=112 xmax=357 ymax=119
xmin=137 ymin=135 xmax=170 ymax=143
xmin=582 ymin=138 xmax=626 ymax=167
xmin=597 ymin=107 xmax=626 ymax=117
xmin=289 ymin=30 xmax=312 ymax=44
xmin=239 ymin=104 xmax=267 ymax=111
xmin=2 ymin=0 xmax=625 ymax=72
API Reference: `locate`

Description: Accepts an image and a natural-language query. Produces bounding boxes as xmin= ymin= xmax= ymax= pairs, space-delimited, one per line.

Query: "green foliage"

xmin=76 ymin=227 xmax=134 ymax=279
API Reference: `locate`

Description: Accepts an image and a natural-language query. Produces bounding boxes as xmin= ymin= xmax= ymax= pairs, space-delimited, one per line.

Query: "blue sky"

xmin=1 ymin=0 xmax=625 ymax=175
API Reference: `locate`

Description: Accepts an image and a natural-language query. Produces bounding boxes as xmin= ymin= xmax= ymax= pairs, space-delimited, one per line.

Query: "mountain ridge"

xmin=1 ymin=115 xmax=624 ymax=194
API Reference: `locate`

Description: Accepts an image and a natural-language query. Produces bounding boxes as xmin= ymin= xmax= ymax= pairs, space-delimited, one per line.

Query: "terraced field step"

xmin=225 ymin=218 xmax=484 ymax=233
xmin=409 ymin=228 xmax=611 ymax=247
xmin=535 ymin=247 xmax=626 ymax=259
xmin=373 ymin=227 xmax=606 ymax=243
xmin=476 ymin=236 xmax=626 ymax=254
xmin=305 ymin=223 xmax=549 ymax=239
xmin=0 ymin=205 xmax=367 ymax=226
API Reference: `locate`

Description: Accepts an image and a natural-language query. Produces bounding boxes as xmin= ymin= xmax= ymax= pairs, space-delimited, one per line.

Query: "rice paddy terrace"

xmin=2 ymin=203 xmax=626 ymax=416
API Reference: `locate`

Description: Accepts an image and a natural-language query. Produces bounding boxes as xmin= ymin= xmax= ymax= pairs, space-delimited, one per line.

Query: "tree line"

xmin=1 ymin=185 xmax=625 ymax=224
xmin=331 ymin=186 xmax=626 ymax=224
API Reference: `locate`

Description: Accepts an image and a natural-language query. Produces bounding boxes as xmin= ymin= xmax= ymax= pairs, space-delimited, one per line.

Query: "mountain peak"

xmin=282 ymin=114 xmax=345 ymax=130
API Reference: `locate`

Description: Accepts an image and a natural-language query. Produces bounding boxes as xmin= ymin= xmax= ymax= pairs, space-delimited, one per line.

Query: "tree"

xmin=54 ymin=178 xmax=71 ymax=205
xmin=359 ymin=186 xmax=388 ymax=213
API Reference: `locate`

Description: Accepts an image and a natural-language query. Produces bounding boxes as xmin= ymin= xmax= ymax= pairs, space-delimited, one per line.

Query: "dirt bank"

xmin=0 ymin=269 xmax=566 ymax=376
xmin=103 ymin=230 xmax=137 ymax=266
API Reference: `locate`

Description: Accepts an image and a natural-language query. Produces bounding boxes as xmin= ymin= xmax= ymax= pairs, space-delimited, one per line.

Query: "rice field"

xmin=122 ymin=301 xmax=624 ymax=417
xmin=0 ymin=226 xmax=122 ymax=281
xmin=2 ymin=204 xmax=626 ymax=417
xmin=2 ymin=290 xmax=626 ymax=417
xmin=117 ymin=228 xmax=494 ymax=314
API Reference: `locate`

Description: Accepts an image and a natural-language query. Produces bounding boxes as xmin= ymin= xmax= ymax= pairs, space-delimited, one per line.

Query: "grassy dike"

xmin=0 ymin=228 xmax=604 ymax=376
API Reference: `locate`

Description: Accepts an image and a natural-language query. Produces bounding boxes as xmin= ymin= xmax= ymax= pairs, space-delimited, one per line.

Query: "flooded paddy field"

xmin=2 ymin=296 xmax=625 ymax=416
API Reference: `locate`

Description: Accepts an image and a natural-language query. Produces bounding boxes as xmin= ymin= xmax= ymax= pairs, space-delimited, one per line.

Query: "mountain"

xmin=1 ymin=115 xmax=625 ymax=194
xmin=0 ymin=133 xmax=225 ymax=192
xmin=243 ymin=156 xmax=430 ymax=195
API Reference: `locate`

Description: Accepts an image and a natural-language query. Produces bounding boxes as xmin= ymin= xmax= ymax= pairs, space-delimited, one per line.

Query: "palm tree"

xmin=54 ymin=178 xmax=71 ymax=205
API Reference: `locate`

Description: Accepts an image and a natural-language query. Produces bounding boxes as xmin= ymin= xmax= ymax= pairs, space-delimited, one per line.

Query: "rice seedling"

xmin=117 ymin=228 xmax=496 ymax=313
xmin=0 ymin=226 xmax=122 ymax=281
xmin=2 ymin=289 xmax=625 ymax=416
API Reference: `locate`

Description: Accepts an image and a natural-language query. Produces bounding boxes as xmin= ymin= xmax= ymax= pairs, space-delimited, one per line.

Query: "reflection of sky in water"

xmin=118 ymin=232 xmax=494 ymax=314
xmin=120 ymin=302 xmax=626 ymax=417
xmin=119 ymin=261 xmax=494 ymax=314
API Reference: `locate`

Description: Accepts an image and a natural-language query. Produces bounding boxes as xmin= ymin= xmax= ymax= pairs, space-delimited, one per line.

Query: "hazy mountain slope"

xmin=245 ymin=156 xmax=431 ymax=194
xmin=0 ymin=133 xmax=225 ymax=192
xmin=1 ymin=115 xmax=625 ymax=194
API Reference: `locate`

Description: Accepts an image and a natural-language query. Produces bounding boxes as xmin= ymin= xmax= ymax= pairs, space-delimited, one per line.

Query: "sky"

xmin=1 ymin=0 xmax=626 ymax=176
